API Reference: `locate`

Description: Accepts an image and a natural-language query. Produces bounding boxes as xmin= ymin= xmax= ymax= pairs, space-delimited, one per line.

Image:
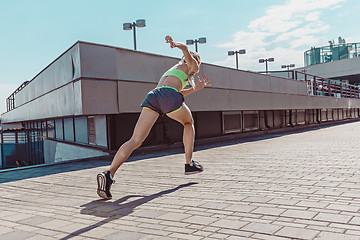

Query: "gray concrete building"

xmin=298 ymin=41 xmax=360 ymax=84
xmin=1 ymin=41 xmax=360 ymax=169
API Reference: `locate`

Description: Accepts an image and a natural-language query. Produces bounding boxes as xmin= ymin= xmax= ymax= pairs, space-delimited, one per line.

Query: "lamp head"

xmin=199 ymin=37 xmax=206 ymax=44
xmin=123 ymin=23 xmax=132 ymax=30
xmin=136 ymin=19 xmax=146 ymax=27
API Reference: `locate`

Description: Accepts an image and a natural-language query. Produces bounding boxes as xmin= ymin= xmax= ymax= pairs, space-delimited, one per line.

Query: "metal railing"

xmin=6 ymin=81 xmax=29 ymax=112
xmin=266 ymin=70 xmax=360 ymax=99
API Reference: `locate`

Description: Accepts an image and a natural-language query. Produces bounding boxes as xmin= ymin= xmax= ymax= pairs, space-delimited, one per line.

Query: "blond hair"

xmin=178 ymin=51 xmax=201 ymax=88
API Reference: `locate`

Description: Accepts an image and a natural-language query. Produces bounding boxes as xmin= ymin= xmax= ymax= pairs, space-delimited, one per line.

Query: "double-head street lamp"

xmin=259 ymin=58 xmax=275 ymax=74
xmin=281 ymin=64 xmax=295 ymax=70
xmin=123 ymin=19 xmax=146 ymax=50
xmin=186 ymin=37 xmax=206 ymax=52
xmin=228 ymin=49 xmax=246 ymax=69
xmin=281 ymin=64 xmax=296 ymax=78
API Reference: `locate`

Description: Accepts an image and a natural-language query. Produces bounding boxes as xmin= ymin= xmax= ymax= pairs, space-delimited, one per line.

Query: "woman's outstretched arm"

xmin=180 ymin=74 xmax=211 ymax=96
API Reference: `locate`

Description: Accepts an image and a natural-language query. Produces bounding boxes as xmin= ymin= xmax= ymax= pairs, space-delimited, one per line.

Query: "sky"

xmin=0 ymin=0 xmax=359 ymax=115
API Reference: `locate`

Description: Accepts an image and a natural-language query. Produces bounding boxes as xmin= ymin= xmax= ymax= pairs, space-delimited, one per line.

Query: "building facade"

xmin=1 ymin=41 xmax=360 ymax=168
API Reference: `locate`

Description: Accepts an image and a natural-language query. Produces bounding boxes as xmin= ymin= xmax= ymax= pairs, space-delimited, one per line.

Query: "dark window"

xmin=55 ymin=119 xmax=63 ymax=140
xmin=41 ymin=121 xmax=47 ymax=138
xmin=75 ymin=117 xmax=88 ymax=144
xmin=223 ymin=112 xmax=242 ymax=134
xmin=87 ymin=116 xmax=96 ymax=145
xmin=243 ymin=111 xmax=259 ymax=131
xmin=47 ymin=120 xmax=55 ymax=138
xmin=64 ymin=118 xmax=74 ymax=142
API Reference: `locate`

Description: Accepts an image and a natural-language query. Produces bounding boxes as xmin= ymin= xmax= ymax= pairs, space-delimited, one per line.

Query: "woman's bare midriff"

xmin=157 ymin=76 xmax=183 ymax=91
xmin=157 ymin=64 xmax=189 ymax=91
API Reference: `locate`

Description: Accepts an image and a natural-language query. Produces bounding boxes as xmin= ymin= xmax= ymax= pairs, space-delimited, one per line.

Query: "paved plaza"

xmin=0 ymin=121 xmax=360 ymax=240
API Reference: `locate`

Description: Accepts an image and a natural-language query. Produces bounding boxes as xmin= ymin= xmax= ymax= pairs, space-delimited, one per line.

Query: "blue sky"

xmin=0 ymin=0 xmax=359 ymax=114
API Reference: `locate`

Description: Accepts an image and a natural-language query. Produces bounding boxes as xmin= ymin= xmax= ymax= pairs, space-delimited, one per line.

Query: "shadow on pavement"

xmin=60 ymin=182 xmax=197 ymax=240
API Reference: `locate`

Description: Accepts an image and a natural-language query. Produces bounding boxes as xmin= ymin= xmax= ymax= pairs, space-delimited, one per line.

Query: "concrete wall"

xmin=297 ymin=56 xmax=360 ymax=79
xmin=15 ymin=43 xmax=81 ymax=107
xmin=43 ymin=139 xmax=108 ymax=164
xmin=2 ymin=82 xmax=82 ymax=122
xmin=2 ymin=41 xmax=360 ymax=124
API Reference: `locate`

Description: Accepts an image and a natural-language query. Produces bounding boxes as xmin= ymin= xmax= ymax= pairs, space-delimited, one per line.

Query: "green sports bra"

xmin=161 ymin=68 xmax=188 ymax=90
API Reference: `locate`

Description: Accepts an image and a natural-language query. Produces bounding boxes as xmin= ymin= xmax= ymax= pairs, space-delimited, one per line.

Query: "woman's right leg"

xmin=109 ymin=108 xmax=159 ymax=177
xmin=166 ymin=104 xmax=194 ymax=165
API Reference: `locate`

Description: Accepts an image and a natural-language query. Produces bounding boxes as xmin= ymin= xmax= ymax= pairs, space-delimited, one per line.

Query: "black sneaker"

xmin=97 ymin=170 xmax=114 ymax=199
xmin=185 ymin=160 xmax=203 ymax=175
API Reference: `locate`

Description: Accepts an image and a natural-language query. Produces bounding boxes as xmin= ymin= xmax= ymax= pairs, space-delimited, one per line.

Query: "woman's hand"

xmin=165 ymin=36 xmax=175 ymax=48
xmin=195 ymin=74 xmax=211 ymax=91
xmin=165 ymin=35 xmax=187 ymax=50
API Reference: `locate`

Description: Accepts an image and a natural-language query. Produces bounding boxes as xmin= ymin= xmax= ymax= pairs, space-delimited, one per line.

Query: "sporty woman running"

xmin=97 ymin=36 xmax=211 ymax=199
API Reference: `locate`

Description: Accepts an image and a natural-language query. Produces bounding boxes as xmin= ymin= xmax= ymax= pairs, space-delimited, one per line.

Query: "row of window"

xmin=25 ymin=116 xmax=96 ymax=145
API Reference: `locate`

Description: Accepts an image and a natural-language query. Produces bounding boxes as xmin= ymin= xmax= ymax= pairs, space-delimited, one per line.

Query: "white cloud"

xmin=305 ymin=11 xmax=320 ymax=21
xmin=216 ymin=0 xmax=345 ymax=70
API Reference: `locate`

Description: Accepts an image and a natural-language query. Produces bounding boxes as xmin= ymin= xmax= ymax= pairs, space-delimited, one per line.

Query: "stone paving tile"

xmin=0 ymin=230 xmax=36 ymax=240
xmin=208 ymin=232 xmax=230 ymax=239
xmin=251 ymin=206 xmax=286 ymax=216
xmin=346 ymin=230 xmax=360 ymax=236
xmin=104 ymin=230 xmax=146 ymax=240
xmin=1 ymin=121 xmax=360 ymax=239
xmin=25 ymin=235 xmax=58 ymax=240
xmin=314 ymin=231 xmax=360 ymax=240
xmin=251 ymin=233 xmax=292 ymax=240
xmin=182 ymin=215 xmax=217 ymax=225
xmin=326 ymin=203 xmax=360 ymax=212
xmin=280 ymin=209 xmax=319 ymax=220
xmin=210 ymin=218 xmax=249 ymax=229
xmin=37 ymin=219 xmax=74 ymax=230
xmin=349 ymin=216 xmax=360 ymax=225
xmin=275 ymin=226 xmax=320 ymax=240
xmin=0 ymin=226 xmax=14 ymax=235
xmin=328 ymin=222 xmax=360 ymax=231
xmin=227 ymin=236 xmax=250 ymax=240
xmin=157 ymin=212 xmax=192 ymax=221
xmin=314 ymin=212 xmax=353 ymax=224
xmin=169 ymin=232 xmax=204 ymax=240
xmin=241 ymin=222 xmax=282 ymax=235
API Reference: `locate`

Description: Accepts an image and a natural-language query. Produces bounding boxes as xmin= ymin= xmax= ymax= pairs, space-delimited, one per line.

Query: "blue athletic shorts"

xmin=141 ymin=86 xmax=184 ymax=115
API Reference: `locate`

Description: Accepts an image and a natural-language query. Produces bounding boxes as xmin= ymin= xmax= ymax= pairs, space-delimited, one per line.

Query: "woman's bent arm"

xmin=166 ymin=36 xmax=199 ymax=73
xmin=180 ymin=74 xmax=211 ymax=96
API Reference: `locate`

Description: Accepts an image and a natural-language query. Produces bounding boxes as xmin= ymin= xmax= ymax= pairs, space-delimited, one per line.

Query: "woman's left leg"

xmin=109 ymin=108 xmax=159 ymax=176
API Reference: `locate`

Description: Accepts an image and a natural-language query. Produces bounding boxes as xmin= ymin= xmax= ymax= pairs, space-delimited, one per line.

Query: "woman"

xmin=97 ymin=36 xmax=211 ymax=199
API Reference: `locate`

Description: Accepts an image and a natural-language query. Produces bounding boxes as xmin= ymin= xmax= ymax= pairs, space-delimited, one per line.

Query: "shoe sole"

xmin=185 ymin=170 xmax=203 ymax=175
xmin=97 ymin=173 xmax=111 ymax=199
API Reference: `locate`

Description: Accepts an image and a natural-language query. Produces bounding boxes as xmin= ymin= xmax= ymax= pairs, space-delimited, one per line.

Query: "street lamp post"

xmin=228 ymin=49 xmax=246 ymax=69
xmin=186 ymin=37 xmax=206 ymax=52
xmin=281 ymin=64 xmax=296 ymax=78
xmin=259 ymin=58 xmax=275 ymax=74
xmin=123 ymin=19 xmax=146 ymax=50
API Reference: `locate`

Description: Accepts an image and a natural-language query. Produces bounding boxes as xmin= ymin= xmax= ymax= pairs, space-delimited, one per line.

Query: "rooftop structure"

xmin=1 ymin=41 xmax=360 ymax=169
xmin=299 ymin=39 xmax=360 ymax=85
